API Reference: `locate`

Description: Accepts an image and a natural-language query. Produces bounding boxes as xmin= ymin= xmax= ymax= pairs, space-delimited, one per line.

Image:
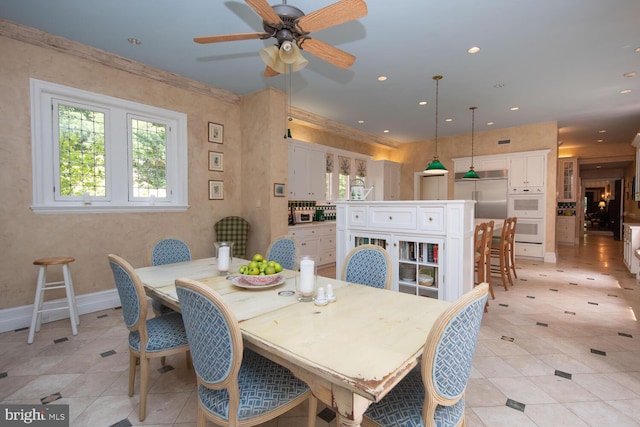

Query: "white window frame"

xmin=30 ymin=78 xmax=188 ymax=214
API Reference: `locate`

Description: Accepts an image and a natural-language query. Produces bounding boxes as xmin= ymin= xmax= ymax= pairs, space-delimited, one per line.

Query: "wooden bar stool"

xmin=28 ymin=256 xmax=79 ymax=344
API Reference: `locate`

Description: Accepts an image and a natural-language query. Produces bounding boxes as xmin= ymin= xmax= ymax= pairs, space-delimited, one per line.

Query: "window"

xmin=30 ymin=79 xmax=188 ymax=213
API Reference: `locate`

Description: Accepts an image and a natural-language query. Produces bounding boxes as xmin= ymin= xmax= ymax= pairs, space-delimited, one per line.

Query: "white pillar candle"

xmin=218 ymin=246 xmax=230 ymax=271
xmin=299 ymin=259 xmax=315 ymax=293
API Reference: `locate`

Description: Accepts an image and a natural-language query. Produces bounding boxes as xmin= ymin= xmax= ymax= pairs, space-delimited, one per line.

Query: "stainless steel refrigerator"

xmin=454 ymin=170 xmax=508 ymax=219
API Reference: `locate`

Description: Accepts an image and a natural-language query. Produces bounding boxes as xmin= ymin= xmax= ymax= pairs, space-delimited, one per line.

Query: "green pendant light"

xmin=425 ymin=75 xmax=448 ymax=175
xmin=462 ymin=106 xmax=480 ymax=180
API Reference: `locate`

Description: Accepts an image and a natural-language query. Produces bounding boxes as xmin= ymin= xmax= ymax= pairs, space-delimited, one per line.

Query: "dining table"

xmin=135 ymin=257 xmax=451 ymax=427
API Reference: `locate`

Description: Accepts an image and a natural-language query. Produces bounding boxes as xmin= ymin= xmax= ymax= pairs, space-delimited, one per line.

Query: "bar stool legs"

xmin=28 ymin=257 xmax=79 ymax=344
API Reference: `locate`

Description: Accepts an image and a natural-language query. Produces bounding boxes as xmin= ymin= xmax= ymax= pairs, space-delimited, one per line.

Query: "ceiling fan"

xmin=194 ymin=0 xmax=368 ymax=76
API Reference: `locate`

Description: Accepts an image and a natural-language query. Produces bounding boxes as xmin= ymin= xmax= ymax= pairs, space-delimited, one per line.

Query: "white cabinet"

xmin=557 ymin=216 xmax=576 ymax=245
xmin=557 ymin=157 xmax=578 ymax=202
xmin=370 ymin=160 xmax=401 ymax=200
xmin=336 ymin=200 xmax=475 ymax=301
xmin=288 ymin=223 xmax=336 ymax=267
xmin=623 ymin=223 xmax=640 ymax=279
xmin=509 ymin=155 xmax=545 ymax=191
xmin=288 ymin=142 xmax=326 ymax=200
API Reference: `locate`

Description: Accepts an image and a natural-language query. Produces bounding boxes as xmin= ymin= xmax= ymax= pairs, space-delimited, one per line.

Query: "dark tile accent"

xmin=536 ymin=322 xmax=548 ymax=327
xmin=539 ymin=274 xmax=548 ymax=277
xmin=317 ymin=408 xmax=336 ymax=423
xmin=569 ymin=282 xmax=578 ymax=286
xmin=587 ymin=277 xmax=595 ymax=280
xmin=14 ymin=326 xmax=28 ymax=332
xmin=100 ymin=350 xmax=116 ymax=358
xmin=624 ymin=287 xmax=635 ymax=290
xmin=0 ymin=372 xmax=7 ymax=379
xmin=501 ymin=336 xmax=515 ymax=342
xmin=564 ymin=311 xmax=576 ymax=315
xmin=590 ymin=349 xmax=607 ymax=356
xmin=556 ymin=269 xmax=564 ymax=272
xmin=499 ymin=303 xmax=509 ymax=307
xmin=506 ymin=398 xmax=526 ymax=412
xmin=549 ymin=288 xmax=558 ymax=292
xmin=519 ymin=278 xmax=528 ymax=282
xmin=618 ymin=332 xmax=633 ymax=338
xmin=526 ymin=296 xmax=535 ymax=299
xmin=158 ymin=365 xmax=174 ymax=373
xmin=54 ymin=337 xmax=68 ymax=344
xmin=41 ymin=392 xmax=62 ymax=404
xmin=588 ymin=302 xmax=599 ymax=306
xmin=114 ymin=306 xmax=122 ymax=310
xmin=109 ymin=419 xmax=132 ymax=427
xmin=555 ymin=370 xmax=572 ymax=380
xmin=97 ymin=314 xmax=109 ymax=319
xmin=608 ymin=294 xmax=619 ymax=298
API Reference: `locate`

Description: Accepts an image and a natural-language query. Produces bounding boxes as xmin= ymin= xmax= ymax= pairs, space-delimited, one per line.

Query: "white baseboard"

xmin=0 ymin=289 xmax=121 ymax=334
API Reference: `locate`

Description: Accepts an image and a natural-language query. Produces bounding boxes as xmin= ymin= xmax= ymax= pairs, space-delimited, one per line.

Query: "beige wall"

xmin=0 ymin=35 xmax=247 ymax=309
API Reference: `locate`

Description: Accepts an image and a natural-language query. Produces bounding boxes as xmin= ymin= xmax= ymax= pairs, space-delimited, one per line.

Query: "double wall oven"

xmin=508 ymin=193 xmax=545 ymax=258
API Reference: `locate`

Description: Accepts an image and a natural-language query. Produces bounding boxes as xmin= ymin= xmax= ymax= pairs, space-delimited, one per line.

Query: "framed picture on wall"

xmin=274 ymin=183 xmax=285 ymax=197
xmin=208 ymin=122 xmax=223 ymax=143
xmin=208 ymin=151 xmax=223 ymax=171
xmin=209 ymin=180 xmax=223 ymax=200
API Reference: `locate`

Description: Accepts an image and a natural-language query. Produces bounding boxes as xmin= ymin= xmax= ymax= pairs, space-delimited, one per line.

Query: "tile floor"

xmin=1 ymin=232 xmax=639 ymax=426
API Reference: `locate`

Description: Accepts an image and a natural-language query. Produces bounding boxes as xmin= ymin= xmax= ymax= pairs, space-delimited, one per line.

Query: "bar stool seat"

xmin=28 ymin=256 xmax=79 ymax=344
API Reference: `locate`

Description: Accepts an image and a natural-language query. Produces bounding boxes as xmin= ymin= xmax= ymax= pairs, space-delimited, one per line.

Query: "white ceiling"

xmin=1 ymin=0 xmax=639 ymax=157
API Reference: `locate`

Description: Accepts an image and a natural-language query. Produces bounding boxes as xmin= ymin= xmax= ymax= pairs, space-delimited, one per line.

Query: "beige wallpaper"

xmin=0 ymin=36 xmax=244 ymax=309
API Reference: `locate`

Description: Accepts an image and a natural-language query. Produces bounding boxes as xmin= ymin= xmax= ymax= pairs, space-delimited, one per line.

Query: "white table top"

xmin=135 ymin=258 xmax=451 ymax=425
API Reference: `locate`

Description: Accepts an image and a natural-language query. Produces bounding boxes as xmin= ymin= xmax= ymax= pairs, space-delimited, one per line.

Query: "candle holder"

xmin=295 ymin=255 xmax=317 ymax=302
xmin=214 ymin=242 xmax=234 ymax=275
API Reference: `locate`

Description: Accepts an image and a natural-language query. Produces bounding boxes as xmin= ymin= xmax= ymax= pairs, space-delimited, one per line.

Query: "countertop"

xmin=288 ymin=221 xmax=336 ymax=228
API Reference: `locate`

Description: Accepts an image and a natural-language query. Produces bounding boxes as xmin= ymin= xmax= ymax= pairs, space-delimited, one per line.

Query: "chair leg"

xmin=499 ymin=249 xmax=509 ymax=291
xmin=307 ymin=395 xmax=318 ymax=427
xmin=185 ymin=350 xmax=192 ymax=370
xmin=509 ymin=243 xmax=518 ymax=281
xmin=128 ymin=352 xmax=137 ymax=397
xmin=197 ymin=406 xmax=207 ymax=427
xmin=139 ymin=356 xmax=149 ymax=421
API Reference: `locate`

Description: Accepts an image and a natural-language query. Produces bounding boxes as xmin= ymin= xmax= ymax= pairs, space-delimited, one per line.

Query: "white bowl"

xmin=418 ymin=274 xmax=434 ymax=287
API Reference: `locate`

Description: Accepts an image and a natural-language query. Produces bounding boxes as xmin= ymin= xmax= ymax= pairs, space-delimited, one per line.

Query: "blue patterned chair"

xmin=214 ymin=216 xmax=250 ymax=259
xmin=150 ymin=238 xmax=192 ymax=316
xmin=266 ymin=235 xmax=299 ymax=270
xmin=107 ymin=254 xmax=191 ymax=422
xmin=363 ymin=283 xmax=489 ymax=427
xmin=341 ymin=244 xmax=392 ymax=289
xmin=175 ymin=278 xmax=318 ymax=427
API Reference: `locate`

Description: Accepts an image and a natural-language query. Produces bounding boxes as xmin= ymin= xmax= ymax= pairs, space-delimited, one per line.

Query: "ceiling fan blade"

xmin=298 ymin=38 xmax=355 ymax=69
xmin=264 ymin=66 xmax=280 ymax=77
xmin=296 ymin=0 xmax=367 ymax=34
xmin=245 ymin=0 xmax=282 ymax=26
xmin=194 ymin=32 xmax=271 ymax=44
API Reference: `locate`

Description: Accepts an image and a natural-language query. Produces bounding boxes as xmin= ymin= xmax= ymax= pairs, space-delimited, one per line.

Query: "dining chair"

xmin=490 ymin=218 xmax=513 ymax=290
xmin=265 ymin=235 xmax=299 ymax=270
xmin=174 ymin=277 xmax=317 ymax=427
xmin=214 ymin=216 xmax=250 ymax=259
xmin=363 ymin=283 xmax=489 ymax=427
xmin=341 ymin=244 xmax=392 ymax=290
xmin=107 ymin=254 xmax=191 ymax=422
xmin=506 ymin=217 xmax=518 ymax=281
xmin=150 ymin=237 xmax=192 ymax=316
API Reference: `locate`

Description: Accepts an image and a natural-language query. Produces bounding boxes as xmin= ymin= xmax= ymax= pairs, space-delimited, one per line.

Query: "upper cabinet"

xmin=509 ymin=154 xmax=545 ymax=192
xmin=557 ymin=157 xmax=578 ymax=202
xmin=371 ymin=160 xmax=401 ymax=200
xmin=288 ymin=141 xmax=326 ymax=200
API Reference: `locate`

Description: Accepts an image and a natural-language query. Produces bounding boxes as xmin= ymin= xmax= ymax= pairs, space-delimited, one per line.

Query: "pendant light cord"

xmin=470 ymin=106 xmax=477 ymax=167
xmin=433 ymin=75 xmax=442 ymax=158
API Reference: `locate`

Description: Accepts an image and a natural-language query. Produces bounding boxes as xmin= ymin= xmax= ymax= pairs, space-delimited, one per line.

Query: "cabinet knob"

xmin=428 ymin=217 xmax=433 ymax=222
xmin=301 ymin=242 xmax=307 ymax=246
xmin=355 ymin=215 xmax=359 ymax=219
xmin=389 ymin=216 xmax=393 ymax=220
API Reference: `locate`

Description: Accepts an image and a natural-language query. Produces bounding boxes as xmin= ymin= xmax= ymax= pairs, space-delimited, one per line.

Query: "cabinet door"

xmin=384 ymin=161 xmax=401 ymax=200
xmin=288 ymin=143 xmax=326 ymax=201
xmin=509 ymin=155 xmax=545 ymax=188
xmin=558 ymin=158 xmax=577 ymax=202
xmin=308 ymin=148 xmax=326 ymax=200
xmin=525 ymin=155 xmax=545 ymax=187
xmin=393 ymin=236 xmax=443 ymax=299
xmin=288 ymin=145 xmax=306 ymax=199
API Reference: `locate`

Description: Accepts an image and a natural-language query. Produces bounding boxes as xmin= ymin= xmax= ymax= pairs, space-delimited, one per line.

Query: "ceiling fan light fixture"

xmin=260 ymin=43 xmax=308 ymax=74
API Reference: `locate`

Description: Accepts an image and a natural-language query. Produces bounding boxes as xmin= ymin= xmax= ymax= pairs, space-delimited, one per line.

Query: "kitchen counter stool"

xmin=28 ymin=256 xmax=79 ymax=344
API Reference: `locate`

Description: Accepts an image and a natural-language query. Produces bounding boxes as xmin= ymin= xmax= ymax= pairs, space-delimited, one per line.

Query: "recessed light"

xmin=357 ymin=120 xmax=364 ymax=124
xmin=620 ymin=89 xmax=632 ymax=94
xmin=624 ymin=71 xmax=637 ymax=78
xmin=487 ymin=122 xmax=495 ymax=126
xmin=127 ymin=37 xmax=141 ymax=45
xmin=598 ymin=130 xmax=607 ymax=133
xmin=597 ymin=139 xmax=604 ymax=143
xmin=383 ymin=129 xmax=390 ymax=133
xmin=377 ymin=76 xmax=387 ymax=81
xmin=467 ymin=46 xmax=481 ymax=54
xmin=493 ymin=83 xmax=505 ymax=88
xmin=636 ymin=47 xmax=640 ymax=53
xmin=445 ymin=118 xmax=453 ymax=122
xmin=419 ymin=101 xmax=427 ymax=106
xmin=510 ymin=107 xmax=519 ymax=111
